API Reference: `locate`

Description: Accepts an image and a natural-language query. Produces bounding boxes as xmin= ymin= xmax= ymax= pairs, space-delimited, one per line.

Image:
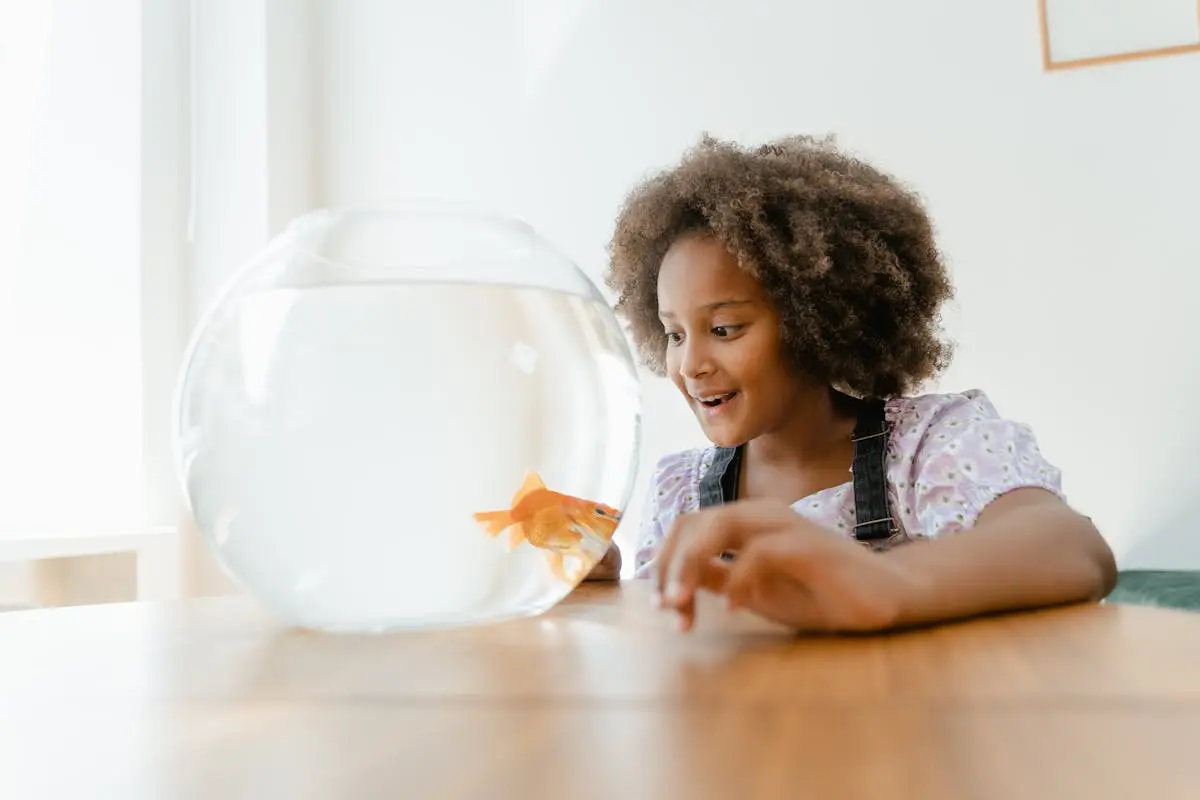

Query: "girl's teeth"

xmin=700 ymin=392 xmax=735 ymax=407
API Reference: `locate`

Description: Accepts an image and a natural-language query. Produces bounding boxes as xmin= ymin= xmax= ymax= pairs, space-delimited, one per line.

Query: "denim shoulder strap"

xmin=698 ymin=446 xmax=740 ymax=508
xmin=850 ymin=398 xmax=896 ymax=543
xmin=696 ymin=399 xmax=895 ymax=541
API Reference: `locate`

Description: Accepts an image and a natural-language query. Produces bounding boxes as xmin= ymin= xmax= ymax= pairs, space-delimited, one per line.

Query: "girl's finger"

xmin=664 ymin=554 xmax=733 ymax=605
xmin=653 ymin=514 xmax=687 ymax=598
xmin=660 ymin=509 xmax=761 ymax=609
xmin=681 ymin=556 xmax=734 ymax=633
xmin=654 ymin=500 xmax=807 ymax=619
xmin=723 ymin=538 xmax=771 ymax=612
xmin=694 ymin=555 xmax=733 ymax=595
xmin=664 ymin=557 xmax=732 ymax=632
xmin=654 ymin=501 xmax=786 ymax=594
xmin=654 ymin=508 xmax=725 ymax=596
xmin=723 ymin=534 xmax=811 ymax=616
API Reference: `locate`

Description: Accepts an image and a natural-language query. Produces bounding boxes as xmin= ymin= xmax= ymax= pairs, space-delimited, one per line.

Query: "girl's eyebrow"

xmin=659 ymin=299 xmax=753 ymax=320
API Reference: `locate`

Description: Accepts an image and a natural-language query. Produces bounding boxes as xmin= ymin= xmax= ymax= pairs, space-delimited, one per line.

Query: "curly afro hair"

xmin=604 ymin=134 xmax=955 ymax=399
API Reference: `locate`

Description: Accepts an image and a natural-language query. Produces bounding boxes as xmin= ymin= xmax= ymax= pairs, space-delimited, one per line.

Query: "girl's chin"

xmin=696 ymin=419 xmax=751 ymax=449
xmin=690 ymin=393 xmax=754 ymax=448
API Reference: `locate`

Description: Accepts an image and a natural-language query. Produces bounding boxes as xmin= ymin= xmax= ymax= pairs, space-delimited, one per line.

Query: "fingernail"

xmin=676 ymin=614 xmax=689 ymax=633
xmin=651 ymin=591 xmax=663 ymax=609
xmin=665 ymin=580 xmax=683 ymax=603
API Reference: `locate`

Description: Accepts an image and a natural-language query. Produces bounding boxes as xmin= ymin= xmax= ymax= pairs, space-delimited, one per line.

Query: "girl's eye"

xmin=665 ymin=331 xmax=683 ymax=345
xmin=713 ymin=325 xmax=740 ymax=338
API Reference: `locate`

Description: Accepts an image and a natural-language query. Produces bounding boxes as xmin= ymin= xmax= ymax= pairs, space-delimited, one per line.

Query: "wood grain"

xmin=2 ymin=583 xmax=1199 ymax=798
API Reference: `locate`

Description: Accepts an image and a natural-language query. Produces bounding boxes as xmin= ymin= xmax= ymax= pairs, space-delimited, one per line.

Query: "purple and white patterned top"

xmin=632 ymin=390 xmax=1065 ymax=578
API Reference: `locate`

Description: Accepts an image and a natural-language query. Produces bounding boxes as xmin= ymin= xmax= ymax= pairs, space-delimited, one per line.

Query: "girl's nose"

xmin=679 ymin=340 xmax=712 ymax=379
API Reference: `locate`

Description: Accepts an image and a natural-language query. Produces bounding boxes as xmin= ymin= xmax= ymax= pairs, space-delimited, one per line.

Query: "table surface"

xmin=2 ymin=582 xmax=1199 ymax=799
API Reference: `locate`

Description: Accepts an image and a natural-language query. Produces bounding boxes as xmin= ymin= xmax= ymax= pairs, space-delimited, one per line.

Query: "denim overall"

xmin=697 ymin=399 xmax=897 ymax=546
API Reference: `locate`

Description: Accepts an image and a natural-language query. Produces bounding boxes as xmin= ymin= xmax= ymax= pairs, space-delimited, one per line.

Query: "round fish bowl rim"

xmin=282 ymin=201 xmax=546 ymax=273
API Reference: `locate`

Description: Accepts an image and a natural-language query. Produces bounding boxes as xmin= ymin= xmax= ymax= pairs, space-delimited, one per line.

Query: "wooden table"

xmin=2 ymin=583 xmax=1199 ymax=799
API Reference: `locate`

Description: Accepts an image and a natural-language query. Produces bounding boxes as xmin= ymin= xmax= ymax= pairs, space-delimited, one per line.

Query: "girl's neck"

xmin=743 ymin=386 xmax=862 ymax=468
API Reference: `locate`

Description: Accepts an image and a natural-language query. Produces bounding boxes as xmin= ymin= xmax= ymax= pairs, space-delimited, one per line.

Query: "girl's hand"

xmin=653 ymin=499 xmax=918 ymax=633
xmin=584 ymin=543 xmax=622 ymax=581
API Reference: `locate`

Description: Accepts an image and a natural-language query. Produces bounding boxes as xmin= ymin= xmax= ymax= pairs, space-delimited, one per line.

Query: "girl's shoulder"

xmin=645 ymin=445 xmax=714 ymax=511
xmin=884 ymin=388 xmax=1003 ymax=428
xmin=882 ymin=388 xmax=1040 ymax=453
xmin=882 ymin=388 xmax=1064 ymax=533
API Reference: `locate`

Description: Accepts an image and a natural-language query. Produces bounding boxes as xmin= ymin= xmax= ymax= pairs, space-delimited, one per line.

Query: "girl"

xmin=598 ymin=134 xmax=1116 ymax=633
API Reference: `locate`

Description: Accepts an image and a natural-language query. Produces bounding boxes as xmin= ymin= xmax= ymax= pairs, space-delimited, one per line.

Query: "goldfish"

xmin=472 ymin=471 xmax=622 ymax=583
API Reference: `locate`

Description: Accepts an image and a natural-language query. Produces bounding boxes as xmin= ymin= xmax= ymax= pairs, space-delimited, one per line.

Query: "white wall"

xmin=191 ymin=0 xmax=1200 ymax=574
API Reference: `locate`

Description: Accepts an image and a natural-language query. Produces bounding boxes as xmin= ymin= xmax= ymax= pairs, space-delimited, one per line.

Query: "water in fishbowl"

xmin=177 ymin=281 xmax=641 ymax=632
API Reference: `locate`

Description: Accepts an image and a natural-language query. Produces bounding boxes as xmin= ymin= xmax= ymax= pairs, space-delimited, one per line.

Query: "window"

xmin=0 ymin=0 xmax=163 ymax=533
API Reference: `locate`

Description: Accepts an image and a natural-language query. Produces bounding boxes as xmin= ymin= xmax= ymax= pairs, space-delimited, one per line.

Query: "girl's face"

xmin=656 ymin=234 xmax=805 ymax=448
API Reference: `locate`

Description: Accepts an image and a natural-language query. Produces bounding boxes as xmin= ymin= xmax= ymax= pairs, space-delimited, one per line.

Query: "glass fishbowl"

xmin=173 ymin=205 xmax=642 ymax=632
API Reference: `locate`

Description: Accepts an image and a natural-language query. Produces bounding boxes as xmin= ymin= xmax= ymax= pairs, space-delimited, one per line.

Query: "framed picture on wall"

xmin=1039 ymin=0 xmax=1200 ymax=70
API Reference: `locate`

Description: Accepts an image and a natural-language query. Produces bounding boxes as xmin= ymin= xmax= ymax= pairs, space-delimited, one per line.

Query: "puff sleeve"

xmin=896 ymin=391 xmax=1065 ymax=540
xmin=631 ymin=449 xmax=705 ymax=578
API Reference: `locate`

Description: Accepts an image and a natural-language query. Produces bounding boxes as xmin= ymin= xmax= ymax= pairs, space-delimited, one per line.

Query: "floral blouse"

xmin=632 ymin=389 xmax=1065 ymax=578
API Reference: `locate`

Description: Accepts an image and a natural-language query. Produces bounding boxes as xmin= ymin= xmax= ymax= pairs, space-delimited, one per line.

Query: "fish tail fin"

xmin=472 ymin=510 xmax=515 ymax=538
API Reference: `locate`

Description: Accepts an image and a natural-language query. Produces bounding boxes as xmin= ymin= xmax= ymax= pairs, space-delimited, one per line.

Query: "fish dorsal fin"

xmin=512 ymin=470 xmax=547 ymax=505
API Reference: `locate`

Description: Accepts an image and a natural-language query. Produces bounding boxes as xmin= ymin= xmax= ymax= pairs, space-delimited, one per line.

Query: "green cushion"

xmin=1106 ymin=570 xmax=1200 ymax=612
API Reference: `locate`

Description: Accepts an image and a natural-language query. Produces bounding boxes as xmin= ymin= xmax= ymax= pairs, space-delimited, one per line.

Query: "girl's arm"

xmin=583 ymin=544 xmax=622 ymax=581
xmin=652 ymin=392 xmax=1118 ymax=633
xmin=883 ymin=390 xmax=1117 ymax=625
xmin=882 ymin=487 xmax=1116 ymax=627
xmin=650 ymin=489 xmax=1116 ymax=634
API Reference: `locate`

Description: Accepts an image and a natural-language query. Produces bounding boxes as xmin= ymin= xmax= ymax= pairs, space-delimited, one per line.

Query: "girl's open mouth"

xmin=697 ymin=392 xmax=739 ymax=417
xmin=699 ymin=392 xmax=737 ymax=407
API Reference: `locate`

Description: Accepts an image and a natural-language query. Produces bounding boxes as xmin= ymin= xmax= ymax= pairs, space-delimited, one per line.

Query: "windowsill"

xmin=0 ymin=526 xmax=178 ymax=562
